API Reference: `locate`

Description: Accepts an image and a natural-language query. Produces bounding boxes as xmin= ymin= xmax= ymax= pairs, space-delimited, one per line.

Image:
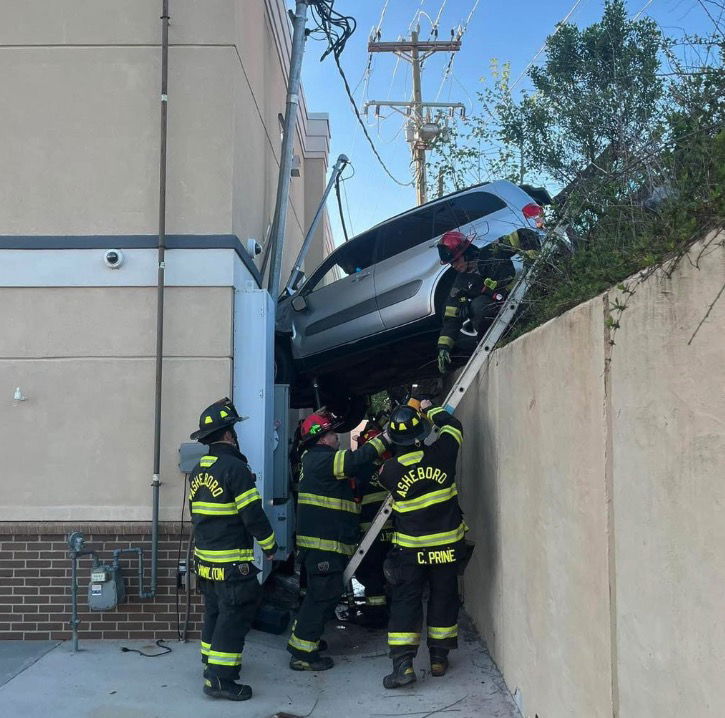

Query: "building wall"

xmin=457 ymin=233 xmax=725 ymax=717
xmin=0 ymin=1 xmax=329 ymax=639
xmin=0 ymin=0 xmax=330 ymax=276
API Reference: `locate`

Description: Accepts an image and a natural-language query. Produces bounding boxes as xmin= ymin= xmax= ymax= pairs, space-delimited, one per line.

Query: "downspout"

xmin=148 ymin=0 xmax=170 ymax=599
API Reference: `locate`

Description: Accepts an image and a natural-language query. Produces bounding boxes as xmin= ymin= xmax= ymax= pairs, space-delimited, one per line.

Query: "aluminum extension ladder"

xmin=342 ymin=231 xmax=558 ymax=584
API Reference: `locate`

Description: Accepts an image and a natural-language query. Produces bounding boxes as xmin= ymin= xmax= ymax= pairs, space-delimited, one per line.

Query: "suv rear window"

xmin=375 ymin=190 xmax=507 ymax=264
xmin=432 ymin=191 xmax=507 ymax=236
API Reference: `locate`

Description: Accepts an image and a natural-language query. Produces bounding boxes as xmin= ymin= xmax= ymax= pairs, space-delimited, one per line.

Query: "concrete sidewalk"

xmin=0 ymin=613 xmax=519 ymax=718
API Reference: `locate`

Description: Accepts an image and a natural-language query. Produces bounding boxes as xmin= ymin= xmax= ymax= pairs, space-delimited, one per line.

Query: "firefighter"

xmin=287 ymin=409 xmax=391 ymax=671
xmin=435 ymin=227 xmax=541 ymax=374
xmin=188 ymin=398 xmax=277 ymax=701
xmin=377 ymin=399 xmax=466 ymax=688
xmin=353 ymin=422 xmax=393 ymax=628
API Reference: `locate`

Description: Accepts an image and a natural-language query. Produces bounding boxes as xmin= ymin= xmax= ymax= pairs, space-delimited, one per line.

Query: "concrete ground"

xmin=0 ymin=612 xmax=519 ymax=718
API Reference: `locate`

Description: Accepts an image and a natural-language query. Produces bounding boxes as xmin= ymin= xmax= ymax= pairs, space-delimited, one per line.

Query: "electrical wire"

xmin=434 ymin=0 xmax=481 ymax=101
xmin=510 ymin=0 xmax=586 ymax=90
xmin=308 ymin=0 xmax=414 ymax=187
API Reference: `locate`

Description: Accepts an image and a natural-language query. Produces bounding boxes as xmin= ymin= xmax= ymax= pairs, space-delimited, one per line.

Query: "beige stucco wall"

xmin=458 ymin=234 xmax=725 ymax=717
xmin=0 ymin=287 xmax=233 ymax=522
xmin=0 ymin=0 xmax=330 ymax=278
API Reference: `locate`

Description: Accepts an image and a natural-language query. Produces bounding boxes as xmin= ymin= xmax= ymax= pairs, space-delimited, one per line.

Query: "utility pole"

xmin=367 ymin=27 xmax=465 ymax=205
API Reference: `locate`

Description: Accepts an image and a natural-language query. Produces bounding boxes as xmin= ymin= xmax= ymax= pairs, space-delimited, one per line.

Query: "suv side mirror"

xmin=291 ymin=295 xmax=308 ymax=312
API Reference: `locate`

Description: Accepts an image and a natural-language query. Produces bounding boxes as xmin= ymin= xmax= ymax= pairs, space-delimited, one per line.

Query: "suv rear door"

xmin=372 ymin=190 xmax=509 ymax=329
xmin=289 ymin=231 xmax=384 ymax=359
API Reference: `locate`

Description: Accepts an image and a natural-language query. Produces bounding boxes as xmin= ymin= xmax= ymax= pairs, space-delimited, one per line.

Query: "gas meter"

xmin=88 ymin=564 xmax=125 ymax=611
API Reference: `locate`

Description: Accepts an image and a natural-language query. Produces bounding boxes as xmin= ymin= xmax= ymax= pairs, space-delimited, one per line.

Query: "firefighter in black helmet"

xmin=188 ymin=398 xmax=277 ymax=701
xmin=377 ymin=399 xmax=466 ymax=688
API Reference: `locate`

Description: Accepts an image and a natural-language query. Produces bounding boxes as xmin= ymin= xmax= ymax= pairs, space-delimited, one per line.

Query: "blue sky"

xmin=293 ymin=0 xmax=718 ymax=245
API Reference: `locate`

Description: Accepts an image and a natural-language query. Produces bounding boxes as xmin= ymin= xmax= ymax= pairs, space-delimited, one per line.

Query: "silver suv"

xmin=276 ymin=180 xmax=550 ymax=418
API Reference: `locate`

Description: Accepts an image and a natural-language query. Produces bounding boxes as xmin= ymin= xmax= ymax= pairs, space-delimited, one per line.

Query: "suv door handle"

xmin=351 ymin=272 xmax=371 ymax=282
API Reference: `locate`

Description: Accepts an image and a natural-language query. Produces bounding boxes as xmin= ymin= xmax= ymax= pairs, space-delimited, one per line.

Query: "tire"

xmin=274 ymin=338 xmax=295 ymax=385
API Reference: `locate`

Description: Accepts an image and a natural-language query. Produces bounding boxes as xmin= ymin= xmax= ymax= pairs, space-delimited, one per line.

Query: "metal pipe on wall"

xmin=267 ymin=0 xmax=309 ymax=301
xmin=149 ymin=0 xmax=170 ymax=599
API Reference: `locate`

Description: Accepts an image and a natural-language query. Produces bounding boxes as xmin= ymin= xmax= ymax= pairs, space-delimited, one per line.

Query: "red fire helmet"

xmin=436 ymin=230 xmax=473 ymax=264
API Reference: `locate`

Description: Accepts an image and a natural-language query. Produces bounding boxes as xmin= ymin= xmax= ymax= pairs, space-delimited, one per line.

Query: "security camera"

xmin=246 ymin=238 xmax=262 ymax=259
xmin=104 ymin=249 xmax=124 ymax=269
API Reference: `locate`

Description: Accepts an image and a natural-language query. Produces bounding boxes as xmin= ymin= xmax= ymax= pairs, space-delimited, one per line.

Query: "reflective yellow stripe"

xmin=440 ymin=425 xmax=463 ymax=446
xmin=428 ymin=625 xmax=458 ymax=640
xmin=387 ymin=632 xmax=420 ymax=646
xmin=368 ymin=436 xmax=385 ymax=455
xmin=208 ymin=649 xmax=242 ymax=666
xmin=438 ymin=335 xmax=455 ymax=348
xmin=444 ymin=306 xmax=458 ymax=318
xmin=393 ymin=522 xmax=466 ymax=548
xmin=191 ymin=501 xmax=237 ymax=516
xmin=392 ymin=486 xmax=458 ymax=513
xmin=426 ymin=407 xmax=445 ymax=419
xmin=200 ymin=641 xmax=211 ymax=656
xmin=235 ymin=487 xmax=261 ymax=510
xmin=258 ymin=532 xmax=276 ymax=550
xmin=361 ymin=490 xmax=388 ymax=505
xmin=397 ymin=451 xmax=424 ymax=466
xmin=194 ymin=547 xmax=254 ymax=563
xmin=296 ymin=535 xmax=356 ymax=556
xmin=365 ymin=595 xmax=387 ymax=606
xmin=199 ymin=455 xmax=218 ymax=468
xmin=288 ymin=632 xmax=319 ymax=653
xmin=333 ymin=450 xmax=347 ymax=478
xmin=298 ymin=492 xmax=360 ymax=514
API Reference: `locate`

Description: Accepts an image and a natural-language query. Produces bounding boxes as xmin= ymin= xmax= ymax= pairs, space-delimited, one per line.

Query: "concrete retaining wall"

xmin=457 ymin=234 xmax=725 ymax=717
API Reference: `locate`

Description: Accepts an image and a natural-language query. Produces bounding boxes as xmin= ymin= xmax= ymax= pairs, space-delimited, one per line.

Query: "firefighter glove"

xmin=437 ymin=347 xmax=451 ymax=374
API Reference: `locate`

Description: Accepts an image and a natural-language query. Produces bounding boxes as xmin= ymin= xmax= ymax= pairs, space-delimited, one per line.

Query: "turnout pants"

xmin=469 ymin=294 xmax=505 ymax=337
xmin=288 ymin=550 xmax=345 ymax=659
xmin=199 ymin=567 xmax=261 ymax=681
xmin=384 ymin=547 xmax=460 ymax=660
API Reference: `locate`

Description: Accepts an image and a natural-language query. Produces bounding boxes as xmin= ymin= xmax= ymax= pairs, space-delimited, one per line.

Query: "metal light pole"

xmin=267 ymin=0 xmax=309 ymax=301
xmin=284 ymin=154 xmax=349 ymax=296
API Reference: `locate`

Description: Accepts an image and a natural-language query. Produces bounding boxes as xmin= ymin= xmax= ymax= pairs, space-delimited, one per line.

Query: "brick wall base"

xmin=0 ymin=522 xmax=204 ymax=641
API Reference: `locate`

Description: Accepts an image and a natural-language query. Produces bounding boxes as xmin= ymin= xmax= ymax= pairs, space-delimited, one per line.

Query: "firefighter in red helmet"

xmin=435 ymin=227 xmax=540 ymax=374
xmin=287 ymin=409 xmax=391 ymax=671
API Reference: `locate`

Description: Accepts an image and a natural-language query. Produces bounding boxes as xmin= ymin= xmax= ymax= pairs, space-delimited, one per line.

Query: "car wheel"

xmin=324 ymin=393 xmax=368 ymax=434
xmin=274 ymin=338 xmax=295 ymax=385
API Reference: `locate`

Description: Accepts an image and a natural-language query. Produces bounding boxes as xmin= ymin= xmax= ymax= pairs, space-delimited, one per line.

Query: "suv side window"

xmin=432 ymin=191 xmax=507 ymax=236
xmin=303 ymin=231 xmax=377 ymax=292
xmin=376 ymin=206 xmax=439 ymax=263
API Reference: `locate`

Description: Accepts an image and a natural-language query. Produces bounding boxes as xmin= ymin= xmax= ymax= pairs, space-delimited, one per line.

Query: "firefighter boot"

xmin=383 ymin=656 xmax=417 ymax=689
xmin=430 ymin=647 xmax=449 ymax=677
xmin=289 ymin=652 xmax=334 ymax=671
xmin=203 ymin=676 xmax=252 ymax=701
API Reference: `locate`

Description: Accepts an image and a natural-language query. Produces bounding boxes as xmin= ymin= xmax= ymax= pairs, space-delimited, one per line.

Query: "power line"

xmin=510 ymin=0 xmax=586 ymax=90
xmin=435 ymin=0 xmax=481 ymax=101
xmin=309 ymin=0 xmax=414 ymax=187
xmin=632 ymin=0 xmax=656 ymax=20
